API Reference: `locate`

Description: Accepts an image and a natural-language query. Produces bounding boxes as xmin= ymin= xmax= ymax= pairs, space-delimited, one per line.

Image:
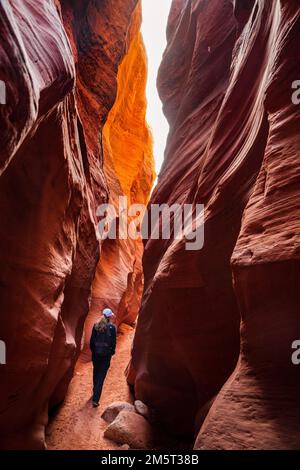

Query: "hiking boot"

xmin=92 ymin=401 xmax=99 ymax=408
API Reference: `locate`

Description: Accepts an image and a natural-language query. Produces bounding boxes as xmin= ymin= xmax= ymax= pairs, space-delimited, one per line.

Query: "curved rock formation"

xmin=0 ymin=0 xmax=152 ymax=450
xmin=128 ymin=0 xmax=300 ymax=449
xmin=81 ymin=6 xmax=155 ymax=360
xmin=195 ymin=0 xmax=300 ymax=450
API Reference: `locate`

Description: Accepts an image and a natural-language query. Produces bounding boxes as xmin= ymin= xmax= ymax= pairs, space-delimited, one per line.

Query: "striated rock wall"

xmin=0 ymin=0 xmax=151 ymax=449
xmin=195 ymin=0 xmax=300 ymax=450
xmin=81 ymin=5 xmax=155 ymax=360
xmin=128 ymin=0 xmax=300 ymax=449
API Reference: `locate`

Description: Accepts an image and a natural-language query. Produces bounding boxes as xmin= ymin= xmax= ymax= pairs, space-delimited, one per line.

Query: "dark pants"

xmin=92 ymin=354 xmax=112 ymax=403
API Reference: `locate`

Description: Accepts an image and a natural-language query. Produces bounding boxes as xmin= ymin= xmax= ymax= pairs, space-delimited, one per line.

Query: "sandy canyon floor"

xmin=46 ymin=325 xmax=134 ymax=450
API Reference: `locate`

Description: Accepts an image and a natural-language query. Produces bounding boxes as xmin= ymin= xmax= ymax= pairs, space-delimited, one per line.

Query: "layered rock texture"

xmin=82 ymin=9 xmax=154 ymax=359
xmin=0 ymin=0 xmax=153 ymax=449
xmin=128 ymin=0 xmax=300 ymax=449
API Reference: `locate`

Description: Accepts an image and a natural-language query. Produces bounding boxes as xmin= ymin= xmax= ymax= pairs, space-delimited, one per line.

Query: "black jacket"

xmin=90 ymin=323 xmax=117 ymax=356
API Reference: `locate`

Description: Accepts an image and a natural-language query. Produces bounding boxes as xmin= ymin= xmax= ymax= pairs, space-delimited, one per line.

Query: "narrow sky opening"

xmin=141 ymin=0 xmax=172 ymax=175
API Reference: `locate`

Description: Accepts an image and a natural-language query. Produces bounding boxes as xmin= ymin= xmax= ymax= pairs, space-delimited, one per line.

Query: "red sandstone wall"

xmin=128 ymin=0 xmax=300 ymax=449
xmin=81 ymin=6 xmax=155 ymax=360
xmin=0 ymin=0 xmax=145 ymax=449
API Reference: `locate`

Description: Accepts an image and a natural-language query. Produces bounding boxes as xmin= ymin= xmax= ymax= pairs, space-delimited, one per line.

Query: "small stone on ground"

xmin=102 ymin=401 xmax=135 ymax=424
xmin=104 ymin=410 xmax=153 ymax=449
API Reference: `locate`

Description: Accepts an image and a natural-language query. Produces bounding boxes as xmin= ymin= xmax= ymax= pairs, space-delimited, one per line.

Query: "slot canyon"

xmin=0 ymin=0 xmax=300 ymax=452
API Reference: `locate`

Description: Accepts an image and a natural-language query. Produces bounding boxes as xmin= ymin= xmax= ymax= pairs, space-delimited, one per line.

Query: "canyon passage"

xmin=0 ymin=0 xmax=300 ymax=451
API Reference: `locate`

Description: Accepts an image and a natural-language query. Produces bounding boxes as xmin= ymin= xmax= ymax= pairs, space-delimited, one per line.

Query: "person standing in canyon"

xmin=90 ymin=308 xmax=117 ymax=407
